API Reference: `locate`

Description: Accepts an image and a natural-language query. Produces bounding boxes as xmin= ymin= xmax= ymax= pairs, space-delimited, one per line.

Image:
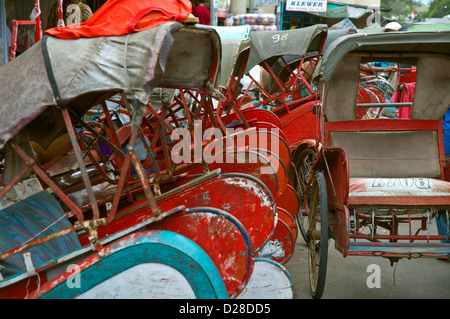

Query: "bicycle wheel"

xmin=307 ymin=171 xmax=328 ymax=299
xmin=292 ymin=147 xmax=316 ymax=243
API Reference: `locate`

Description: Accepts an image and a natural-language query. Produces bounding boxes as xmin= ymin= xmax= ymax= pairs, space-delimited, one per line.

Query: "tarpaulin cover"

xmin=245 ymin=24 xmax=328 ymax=73
xmin=44 ymin=0 xmax=192 ymax=39
xmin=313 ymin=31 xmax=450 ymax=84
xmin=314 ymin=31 xmax=450 ymax=121
xmin=0 ymin=191 xmax=81 ymax=279
xmin=323 ymin=27 xmax=357 ymax=52
xmin=0 ymin=22 xmax=220 ymax=149
xmin=219 ymin=38 xmax=251 ymax=87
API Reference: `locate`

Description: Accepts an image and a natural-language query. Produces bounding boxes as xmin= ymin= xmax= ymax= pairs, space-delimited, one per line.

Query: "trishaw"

xmin=212 ymin=29 xmax=304 ymax=264
xmin=297 ymin=30 xmax=450 ymax=298
xmin=0 ymin=17 xmax=296 ymax=299
xmin=162 ymin=25 xmax=298 ymax=265
xmin=234 ymin=24 xmax=328 ymax=148
xmin=204 ymin=26 xmax=330 ymax=253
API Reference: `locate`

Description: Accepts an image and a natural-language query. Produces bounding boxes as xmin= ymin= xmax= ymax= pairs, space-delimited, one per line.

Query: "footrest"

xmin=348 ymin=242 xmax=450 ymax=258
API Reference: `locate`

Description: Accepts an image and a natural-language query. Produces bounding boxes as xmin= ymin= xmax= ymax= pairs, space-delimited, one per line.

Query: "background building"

xmin=207 ymin=0 xmax=389 ymax=29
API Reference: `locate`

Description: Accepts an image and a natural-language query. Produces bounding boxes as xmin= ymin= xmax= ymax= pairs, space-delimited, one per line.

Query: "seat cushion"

xmin=348 ymin=177 xmax=450 ymax=208
xmin=350 ymin=177 xmax=450 ymax=197
xmin=330 ymin=130 xmax=441 ymax=178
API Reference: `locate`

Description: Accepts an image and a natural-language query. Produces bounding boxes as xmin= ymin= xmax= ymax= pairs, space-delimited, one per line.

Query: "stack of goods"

xmin=233 ymin=13 xmax=277 ymax=31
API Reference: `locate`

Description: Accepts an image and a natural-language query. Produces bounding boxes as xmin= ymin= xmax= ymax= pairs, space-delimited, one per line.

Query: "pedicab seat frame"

xmin=310 ymin=30 xmax=450 ymax=257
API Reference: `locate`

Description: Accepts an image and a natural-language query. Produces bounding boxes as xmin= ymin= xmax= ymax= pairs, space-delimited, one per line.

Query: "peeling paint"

xmin=257 ymin=240 xmax=285 ymax=259
xmin=223 ymin=177 xmax=272 ymax=208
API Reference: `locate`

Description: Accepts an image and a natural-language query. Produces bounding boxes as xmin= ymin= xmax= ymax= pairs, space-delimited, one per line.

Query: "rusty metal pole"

xmin=61 ymin=107 xmax=100 ymax=220
xmin=8 ymin=140 xmax=85 ymax=221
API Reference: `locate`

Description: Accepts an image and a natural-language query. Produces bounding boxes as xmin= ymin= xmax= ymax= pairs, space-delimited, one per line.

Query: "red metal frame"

xmin=324 ymin=119 xmax=446 ymax=180
xmin=314 ymin=95 xmax=450 ymax=258
xmin=9 ymin=20 xmax=39 ymax=61
xmin=9 ymin=0 xmax=42 ymax=60
xmin=0 ymin=25 xmax=288 ymax=297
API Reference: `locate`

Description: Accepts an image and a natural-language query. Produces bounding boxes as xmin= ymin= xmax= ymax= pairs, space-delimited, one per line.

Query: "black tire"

xmin=307 ymin=171 xmax=328 ymax=299
xmin=291 ymin=147 xmax=317 ymax=244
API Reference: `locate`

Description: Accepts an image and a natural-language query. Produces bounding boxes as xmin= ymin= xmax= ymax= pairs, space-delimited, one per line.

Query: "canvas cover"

xmin=0 ymin=22 xmax=221 ymax=149
xmin=314 ymin=31 xmax=450 ymax=121
xmin=245 ymin=24 xmax=328 ymax=73
xmin=219 ymin=38 xmax=251 ymax=88
xmin=313 ymin=31 xmax=450 ymax=84
xmin=323 ymin=27 xmax=357 ymax=51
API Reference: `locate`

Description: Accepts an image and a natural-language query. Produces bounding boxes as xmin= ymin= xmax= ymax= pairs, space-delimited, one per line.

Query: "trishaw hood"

xmin=245 ymin=24 xmax=328 ymax=73
xmin=313 ymin=31 xmax=450 ymax=122
xmin=313 ymin=31 xmax=450 ymax=84
xmin=0 ymin=22 xmax=221 ymax=149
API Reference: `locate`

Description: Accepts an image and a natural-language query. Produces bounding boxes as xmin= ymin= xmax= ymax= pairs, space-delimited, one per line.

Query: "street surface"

xmin=285 ymin=224 xmax=450 ymax=299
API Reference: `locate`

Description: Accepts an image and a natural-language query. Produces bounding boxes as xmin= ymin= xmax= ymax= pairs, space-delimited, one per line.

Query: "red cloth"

xmin=192 ymin=5 xmax=210 ymax=25
xmin=391 ymin=82 xmax=415 ymax=119
xmin=44 ymin=0 xmax=192 ymax=39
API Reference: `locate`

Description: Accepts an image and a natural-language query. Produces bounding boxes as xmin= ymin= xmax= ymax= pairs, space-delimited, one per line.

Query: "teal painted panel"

xmin=40 ymin=230 xmax=228 ymax=299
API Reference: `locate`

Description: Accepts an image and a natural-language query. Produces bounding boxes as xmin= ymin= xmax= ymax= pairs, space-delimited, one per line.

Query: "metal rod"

xmin=107 ymin=136 xmax=133 ymax=223
xmin=130 ymin=149 xmax=161 ymax=220
xmin=8 ymin=140 xmax=84 ymax=221
xmin=353 ymin=233 xmax=445 ymax=241
xmin=408 ymin=210 xmax=412 ymax=242
xmin=0 ymin=224 xmax=79 ymax=262
xmin=33 ymin=0 xmax=42 ymax=42
xmin=61 ymin=107 xmax=100 ymax=220
xmin=371 ymin=208 xmax=375 ymax=241
xmin=356 ymin=102 xmax=412 ymax=108
xmin=0 ymin=162 xmax=33 ymax=200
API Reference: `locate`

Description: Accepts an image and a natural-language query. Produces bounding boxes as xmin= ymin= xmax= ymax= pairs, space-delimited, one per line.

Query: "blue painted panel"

xmin=436 ymin=215 xmax=450 ymax=243
xmin=0 ymin=191 xmax=81 ymax=278
xmin=348 ymin=242 xmax=450 ymax=256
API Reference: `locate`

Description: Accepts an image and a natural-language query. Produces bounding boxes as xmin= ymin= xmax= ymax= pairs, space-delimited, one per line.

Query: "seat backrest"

xmin=329 ymin=130 xmax=441 ymax=178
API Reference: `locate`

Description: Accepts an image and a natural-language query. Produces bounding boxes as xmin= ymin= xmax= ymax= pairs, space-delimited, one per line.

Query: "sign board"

xmin=285 ymin=0 xmax=327 ymax=13
xmin=256 ymin=0 xmax=281 ymax=6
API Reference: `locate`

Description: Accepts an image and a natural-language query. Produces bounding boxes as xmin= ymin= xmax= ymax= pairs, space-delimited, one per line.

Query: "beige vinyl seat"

xmin=329 ymin=130 xmax=450 ymax=209
xmin=323 ymin=54 xmax=450 ymax=211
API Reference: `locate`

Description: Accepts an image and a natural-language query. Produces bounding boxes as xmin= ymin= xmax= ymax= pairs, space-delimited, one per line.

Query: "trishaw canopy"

xmin=0 ymin=22 xmax=221 ymax=149
xmin=313 ymin=31 xmax=450 ymax=121
xmin=219 ymin=37 xmax=252 ymax=88
xmin=245 ymin=24 xmax=328 ymax=73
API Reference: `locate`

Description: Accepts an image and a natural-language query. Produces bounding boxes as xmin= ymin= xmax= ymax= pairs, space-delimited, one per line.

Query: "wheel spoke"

xmin=307 ymin=171 xmax=328 ymax=299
